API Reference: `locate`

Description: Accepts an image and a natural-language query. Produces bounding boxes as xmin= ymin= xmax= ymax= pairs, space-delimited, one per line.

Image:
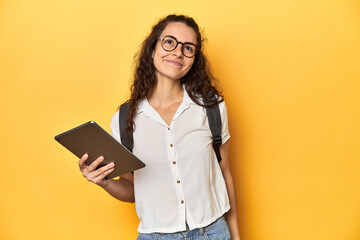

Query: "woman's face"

xmin=153 ymin=22 xmax=197 ymax=82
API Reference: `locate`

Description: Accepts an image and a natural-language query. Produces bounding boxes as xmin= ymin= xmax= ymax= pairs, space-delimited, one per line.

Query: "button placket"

xmin=165 ymin=126 xmax=186 ymax=222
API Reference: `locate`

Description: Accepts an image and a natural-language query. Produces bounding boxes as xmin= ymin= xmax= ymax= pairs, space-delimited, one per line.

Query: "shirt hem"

xmin=137 ymin=225 xmax=187 ymax=234
xmin=187 ymin=205 xmax=231 ymax=231
xmin=137 ymin=205 xmax=231 ymax=234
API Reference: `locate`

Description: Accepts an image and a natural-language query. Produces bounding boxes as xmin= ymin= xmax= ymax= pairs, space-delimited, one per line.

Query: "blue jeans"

xmin=137 ymin=216 xmax=231 ymax=240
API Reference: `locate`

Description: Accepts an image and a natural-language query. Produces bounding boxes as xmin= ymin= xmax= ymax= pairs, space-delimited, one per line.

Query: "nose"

xmin=172 ymin=43 xmax=183 ymax=57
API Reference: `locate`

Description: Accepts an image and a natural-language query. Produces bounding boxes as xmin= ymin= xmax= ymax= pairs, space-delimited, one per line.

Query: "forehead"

xmin=160 ymin=22 xmax=197 ymax=44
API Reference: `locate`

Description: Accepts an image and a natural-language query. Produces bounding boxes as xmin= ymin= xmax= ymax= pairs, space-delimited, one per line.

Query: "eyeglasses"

xmin=159 ymin=35 xmax=198 ymax=58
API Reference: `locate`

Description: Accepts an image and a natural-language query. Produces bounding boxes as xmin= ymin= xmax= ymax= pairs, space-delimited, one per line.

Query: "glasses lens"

xmin=182 ymin=44 xmax=197 ymax=57
xmin=160 ymin=35 xmax=198 ymax=57
xmin=161 ymin=36 xmax=177 ymax=51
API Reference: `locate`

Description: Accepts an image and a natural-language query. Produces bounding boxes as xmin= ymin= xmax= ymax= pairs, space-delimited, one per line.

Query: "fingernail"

xmin=109 ymin=162 xmax=115 ymax=166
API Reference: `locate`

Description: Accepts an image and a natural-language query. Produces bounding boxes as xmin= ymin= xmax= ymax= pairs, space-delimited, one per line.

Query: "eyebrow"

xmin=166 ymin=35 xmax=197 ymax=46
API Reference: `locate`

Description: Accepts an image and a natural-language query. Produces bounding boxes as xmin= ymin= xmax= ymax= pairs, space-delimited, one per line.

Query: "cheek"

xmin=153 ymin=54 xmax=167 ymax=71
xmin=185 ymin=59 xmax=195 ymax=70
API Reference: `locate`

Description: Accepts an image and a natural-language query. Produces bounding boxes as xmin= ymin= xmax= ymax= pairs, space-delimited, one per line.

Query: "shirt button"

xmin=168 ymin=128 xmax=170 ymax=130
xmin=170 ymin=144 xmax=173 ymax=147
xmin=172 ymin=161 xmax=176 ymax=165
xmin=180 ymin=200 xmax=184 ymax=204
xmin=177 ymin=180 xmax=180 ymax=183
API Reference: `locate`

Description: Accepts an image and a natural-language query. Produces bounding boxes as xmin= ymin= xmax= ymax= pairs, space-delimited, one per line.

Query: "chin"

xmin=155 ymin=67 xmax=190 ymax=81
xmin=164 ymin=72 xmax=188 ymax=80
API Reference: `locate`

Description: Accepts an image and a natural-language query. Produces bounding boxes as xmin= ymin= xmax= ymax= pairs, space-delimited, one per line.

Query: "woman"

xmin=79 ymin=14 xmax=240 ymax=239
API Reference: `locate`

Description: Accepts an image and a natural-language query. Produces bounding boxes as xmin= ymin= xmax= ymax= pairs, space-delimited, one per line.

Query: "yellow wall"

xmin=1 ymin=0 xmax=359 ymax=239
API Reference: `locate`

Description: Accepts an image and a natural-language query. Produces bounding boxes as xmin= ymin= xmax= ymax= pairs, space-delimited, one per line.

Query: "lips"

xmin=166 ymin=60 xmax=183 ymax=67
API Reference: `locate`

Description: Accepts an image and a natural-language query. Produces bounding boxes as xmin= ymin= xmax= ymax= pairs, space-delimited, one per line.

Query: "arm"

xmin=79 ymin=154 xmax=135 ymax=203
xmin=101 ymin=172 xmax=135 ymax=203
xmin=219 ymin=141 xmax=241 ymax=240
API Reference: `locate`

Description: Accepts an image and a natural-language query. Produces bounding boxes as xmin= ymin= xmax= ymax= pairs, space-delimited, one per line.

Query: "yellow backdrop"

xmin=1 ymin=0 xmax=359 ymax=239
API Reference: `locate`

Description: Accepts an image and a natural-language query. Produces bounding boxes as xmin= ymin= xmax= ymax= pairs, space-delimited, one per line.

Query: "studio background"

xmin=1 ymin=0 xmax=359 ymax=239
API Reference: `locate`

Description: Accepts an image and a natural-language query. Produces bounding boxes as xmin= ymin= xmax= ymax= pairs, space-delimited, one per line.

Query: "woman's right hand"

xmin=78 ymin=154 xmax=115 ymax=188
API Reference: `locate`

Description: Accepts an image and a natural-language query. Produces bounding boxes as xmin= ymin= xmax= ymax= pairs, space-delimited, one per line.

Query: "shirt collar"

xmin=136 ymin=86 xmax=196 ymax=114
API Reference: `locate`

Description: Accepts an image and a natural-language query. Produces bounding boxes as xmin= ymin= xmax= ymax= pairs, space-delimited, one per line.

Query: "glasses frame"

xmin=159 ymin=35 xmax=198 ymax=58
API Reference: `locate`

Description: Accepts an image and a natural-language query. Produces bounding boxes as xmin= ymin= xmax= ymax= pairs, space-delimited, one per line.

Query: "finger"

xmin=82 ymin=156 xmax=108 ymax=178
xmin=92 ymin=167 xmax=115 ymax=185
xmin=87 ymin=162 xmax=115 ymax=180
xmin=87 ymin=156 xmax=105 ymax=172
xmin=78 ymin=153 xmax=88 ymax=169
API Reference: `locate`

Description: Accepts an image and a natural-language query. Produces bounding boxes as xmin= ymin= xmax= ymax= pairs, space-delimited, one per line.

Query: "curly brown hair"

xmin=123 ymin=14 xmax=224 ymax=134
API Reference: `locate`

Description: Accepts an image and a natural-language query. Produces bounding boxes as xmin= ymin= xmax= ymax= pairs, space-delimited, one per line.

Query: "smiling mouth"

xmin=166 ymin=60 xmax=183 ymax=67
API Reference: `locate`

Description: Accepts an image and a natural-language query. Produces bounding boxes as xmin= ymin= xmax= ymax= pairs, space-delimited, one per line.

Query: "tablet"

xmin=55 ymin=121 xmax=145 ymax=178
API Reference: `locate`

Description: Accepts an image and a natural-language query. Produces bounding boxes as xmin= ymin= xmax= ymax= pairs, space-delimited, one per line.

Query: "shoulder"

xmin=218 ymin=98 xmax=227 ymax=111
xmin=201 ymin=93 xmax=227 ymax=109
xmin=110 ymin=110 xmax=120 ymax=133
xmin=110 ymin=110 xmax=121 ymax=143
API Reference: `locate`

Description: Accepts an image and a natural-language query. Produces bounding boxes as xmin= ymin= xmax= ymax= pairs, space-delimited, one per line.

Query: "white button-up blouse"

xmin=110 ymin=89 xmax=231 ymax=233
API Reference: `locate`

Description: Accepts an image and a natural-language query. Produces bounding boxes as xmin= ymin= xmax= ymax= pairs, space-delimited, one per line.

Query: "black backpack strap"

xmin=203 ymin=94 xmax=222 ymax=162
xmin=119 ymin=102 xmax=134 ymax=152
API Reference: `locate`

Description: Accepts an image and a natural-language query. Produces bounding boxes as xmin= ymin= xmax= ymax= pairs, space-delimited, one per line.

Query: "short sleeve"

xmin=219 ymin=100 xmax=231 ymax=144
xmin=110 ymin=110 xmax=122 ymax=144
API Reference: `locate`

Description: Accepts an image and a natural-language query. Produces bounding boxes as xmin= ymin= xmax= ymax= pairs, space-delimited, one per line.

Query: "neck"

xmin=148 ymin=77 xmax=183 ymax=107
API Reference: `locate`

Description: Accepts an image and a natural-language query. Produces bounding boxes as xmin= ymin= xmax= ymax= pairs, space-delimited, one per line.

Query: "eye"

xmin=183 ymin=45 xmax=195 ymax=53
xmin=164 ymin=38 xmax=175 ymax=46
